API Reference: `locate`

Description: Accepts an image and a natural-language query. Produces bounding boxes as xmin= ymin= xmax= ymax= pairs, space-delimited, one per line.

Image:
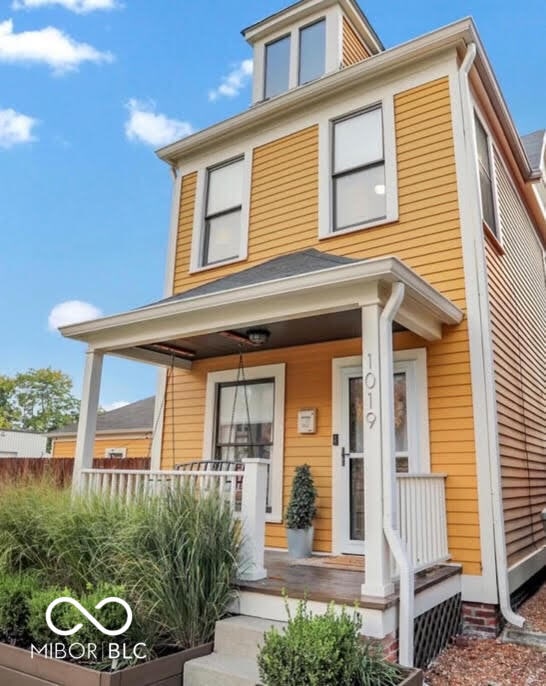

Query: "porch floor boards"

xmin=236 ymin=551 xmax=461 ymax=610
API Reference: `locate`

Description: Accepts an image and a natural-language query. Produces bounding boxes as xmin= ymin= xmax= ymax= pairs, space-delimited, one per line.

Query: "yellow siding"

xmin=342 ymin=17 xmax=370 ymax=67
xmin=164 ymin=77 xmax=481 ymax=574
xmin=486 ymin=152 xmax=546 ymax=567
xmin=52 ymin=435 xmax=151 ymax=458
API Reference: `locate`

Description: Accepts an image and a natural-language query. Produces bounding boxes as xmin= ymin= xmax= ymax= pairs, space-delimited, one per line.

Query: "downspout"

xmin=379 ymin=282 xmax=415 ymax=667
xmin=458 ymin=42 xmax=525 ymax=628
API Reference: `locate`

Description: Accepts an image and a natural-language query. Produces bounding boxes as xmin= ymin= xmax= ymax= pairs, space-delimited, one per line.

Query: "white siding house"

xmin=0 ymin=430 xmax=48 ymax=457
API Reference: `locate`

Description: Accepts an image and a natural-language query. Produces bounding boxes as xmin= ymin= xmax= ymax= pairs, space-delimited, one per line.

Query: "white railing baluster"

xmin=392 ymin=473 xmax=449 ymax=578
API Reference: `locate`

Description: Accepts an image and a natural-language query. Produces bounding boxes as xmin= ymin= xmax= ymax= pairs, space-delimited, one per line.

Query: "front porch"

xmin=62 ymin=249 xmax=464 ymax=666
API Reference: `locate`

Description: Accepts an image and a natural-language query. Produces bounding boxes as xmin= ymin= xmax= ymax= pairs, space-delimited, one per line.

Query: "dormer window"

xmin=265 ymin=35 xmax=290 ymax=99
xmin=299 ymin=19 xmax=326 ymax=85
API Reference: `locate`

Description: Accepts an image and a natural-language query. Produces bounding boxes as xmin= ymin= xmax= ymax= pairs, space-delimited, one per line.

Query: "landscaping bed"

xmin=424 ymin=637 xmax=546 ymax=685
xmin=0 ymin=480 xmax=241 ymax=676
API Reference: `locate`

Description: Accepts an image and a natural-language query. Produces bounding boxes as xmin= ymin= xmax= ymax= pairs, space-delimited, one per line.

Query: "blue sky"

xmin=0 ymin=0 xmax=544 ymax=410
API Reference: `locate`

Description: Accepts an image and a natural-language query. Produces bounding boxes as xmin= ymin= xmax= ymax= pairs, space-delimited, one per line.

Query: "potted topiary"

xmin=285 ymin=464 xmax=317 ymax=558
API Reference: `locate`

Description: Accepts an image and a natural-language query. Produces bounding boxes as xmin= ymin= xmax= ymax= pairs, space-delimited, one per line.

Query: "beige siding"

xmin=487 ymin=151 xmax=546 ymax=567
xmin=342 ymin=17 xmax=370 ymax=67
xmin=52 ymin=435 xmax=151 ymax=458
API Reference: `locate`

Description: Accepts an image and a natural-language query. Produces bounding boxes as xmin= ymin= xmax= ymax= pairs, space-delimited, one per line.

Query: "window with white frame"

xmin=474 ymin=115 xmax=498 ymax=236
xmin=298 ymin=19 xmax=326 ymax=86
xmin=202 ymin=157 xmax=244 ymax=266
xmin=332 ymin=106 xmax=386 ymax=232
xmin=264 ymin=34 xmax=290 ymax=99
xmin=204 ymin=364 xmax=285 ymax=522
xmin=105 ymin=448 xmax=126 ymax=459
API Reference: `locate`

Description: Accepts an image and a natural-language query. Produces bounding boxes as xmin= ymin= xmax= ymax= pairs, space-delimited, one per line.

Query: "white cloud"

xmin=208 ymin=59 xmax=253 ymax=102
xmin=102 ymin=400 xmax=129 ymax=412
xmin=0 ymin=19 xmax=113 ymax=74
xmin=48 ymin=300 xmax=103 ymax=331
xmin=0 ymin=108 xmax=38 ymax=148
xmin=124 ymin=99 xmax=193 ymax=147
xmin=12 ymin=0 xmax=119 ymax=13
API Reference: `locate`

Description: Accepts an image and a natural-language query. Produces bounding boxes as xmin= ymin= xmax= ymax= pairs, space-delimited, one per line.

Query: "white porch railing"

xmin=79 ymin=468 xmax=243 ymax=509
xmin=393 ymin=473 xmax=449 ymax=575
xmin=79 ymin=458 xmax=269 ymax=582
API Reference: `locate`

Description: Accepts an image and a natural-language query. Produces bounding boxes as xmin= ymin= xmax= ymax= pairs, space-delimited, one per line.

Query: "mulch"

xmin=519 ymin=582 xmax=546 ymax=633
xmin=424 ymin=637 xmax=546 ymax=685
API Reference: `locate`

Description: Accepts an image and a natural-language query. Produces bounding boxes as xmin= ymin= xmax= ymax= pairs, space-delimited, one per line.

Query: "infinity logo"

xmin=45 ymin=597 xmax=133 ymax=637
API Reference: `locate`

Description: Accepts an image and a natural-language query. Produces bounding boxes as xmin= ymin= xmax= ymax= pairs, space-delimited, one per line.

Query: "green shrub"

xmin=285 ymin=464 xmax=317 ymax=530
xmin=258 ymin=600 xmax=363 ymax=686
xmin=27 ymin=585 xmax=76 ymax=646
xmin=258 ymin=599 xmax=405 ymax=686
xmin=0 ymin=574 xmax=38 ymax=645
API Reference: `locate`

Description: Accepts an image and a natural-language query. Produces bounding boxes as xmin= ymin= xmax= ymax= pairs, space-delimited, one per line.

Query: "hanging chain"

xmin=227 ymin=346 xmax=254 ymax=461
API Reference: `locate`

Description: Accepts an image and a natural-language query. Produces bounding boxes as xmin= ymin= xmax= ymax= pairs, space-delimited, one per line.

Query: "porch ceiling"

xmin=60 ymin=253 xmax=463 ymax=369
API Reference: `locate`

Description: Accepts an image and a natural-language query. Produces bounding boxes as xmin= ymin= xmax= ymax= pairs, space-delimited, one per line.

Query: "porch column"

xmin=360 ymin=304 xmax=395 ymax=598
xmin=72 ymin=348 xmax=103 ymax=494
xmin=239 ymin=458 xmax=269 ymax=581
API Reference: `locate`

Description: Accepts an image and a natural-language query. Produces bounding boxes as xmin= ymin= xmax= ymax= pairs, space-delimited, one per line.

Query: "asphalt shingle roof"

xmin=144 ymin=249 xmax=360 ymax=308
xmin=50 ymin=396 xmax=155 ymax=436
xmin=521 ymin=130 xmax=545 ymax=173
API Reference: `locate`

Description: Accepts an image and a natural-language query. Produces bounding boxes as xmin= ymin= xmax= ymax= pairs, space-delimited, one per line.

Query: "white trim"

xmin=450 ymin=56 xmax=500 ymax=604
xmin=163 ymin=168 xmax=184 ymax=298
xmin=61 ymin=256 xmax=462 ymax=350
xmin=332 ymin=350 xmax=430 ymax=556
xmin=318 ymin=95 xmax=398 ymax=238
xmin=51 ymin=429 xmax=152 ymax=439
xmin=189 ymin=148 xmax=252 ymax=273
xmin=413 ymin=570 xmax=461 ymax=618
xmin=461 ymin=574 xmax=500 ymax=604
xmin=203 ymin=363 xmax=286 ymax=523
xmin=508 ymin=546 xmax=546 ymax=594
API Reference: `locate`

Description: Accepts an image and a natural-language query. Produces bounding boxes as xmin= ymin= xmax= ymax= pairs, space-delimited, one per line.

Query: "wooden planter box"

xmin=0 ymin=641 xmax=212 ymax=686
xmin=398 ymin=666 xmax=424 ymax=685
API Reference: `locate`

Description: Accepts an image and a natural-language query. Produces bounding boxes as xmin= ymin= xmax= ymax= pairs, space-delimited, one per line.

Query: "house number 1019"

xmin=366 ymin=353 xmax=377 ymax=430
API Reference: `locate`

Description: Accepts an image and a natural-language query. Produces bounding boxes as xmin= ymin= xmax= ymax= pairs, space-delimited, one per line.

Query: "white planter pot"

xmin=287 ymin=526 xmax=314 ymax=558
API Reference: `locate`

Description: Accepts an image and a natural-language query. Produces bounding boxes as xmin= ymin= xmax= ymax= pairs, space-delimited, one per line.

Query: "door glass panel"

xmin=349 ymin=457 xmax=364 ymax=541
xmin=348 ymin=377 xmax=363 ymax=453
xmin=394 ymin=372 xmax=408 ymax=453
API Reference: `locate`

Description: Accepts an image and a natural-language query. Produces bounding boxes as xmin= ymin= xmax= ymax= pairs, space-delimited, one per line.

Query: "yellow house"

xmin=60 ymin=0 xmax=546 ymax=669
xmin=49 ymin=397 xmax=154 ymax=459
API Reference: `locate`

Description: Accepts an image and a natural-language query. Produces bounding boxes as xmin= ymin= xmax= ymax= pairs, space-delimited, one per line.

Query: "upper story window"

xmin=298 ymin=19 xmax=326 ymax=86
xmin=265 ymin=35 xmax=290 ymax=99
xmin=475 ymin=115 xmax=498 ymax=236
xmin=203 ymin=157 xmax=244 ymax=266
xmin=332 ymin=106 xmax=386 ymax=231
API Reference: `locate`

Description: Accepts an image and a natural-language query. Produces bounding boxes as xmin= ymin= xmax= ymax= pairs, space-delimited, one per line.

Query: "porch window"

xmin=204 ymin=363 xmax=285 ymax=522
xmin=298 ymin=19 xmax=326 ymax=85
xmin=265 ymin=34 xmax=290 ymax=99
xmin=332 ymin=106 xmax=386 ymax=231
xmin=202 ymin=157 xmax=244 ymax=266
xmin=474 ymin=114 xmax=498 ymax=236
xmin=105 ymin=447 xmax=126 ymax=459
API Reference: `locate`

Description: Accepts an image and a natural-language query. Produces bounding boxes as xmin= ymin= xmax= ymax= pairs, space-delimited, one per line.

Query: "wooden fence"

xmin=0 ymin=457 xmax=151 ymax=488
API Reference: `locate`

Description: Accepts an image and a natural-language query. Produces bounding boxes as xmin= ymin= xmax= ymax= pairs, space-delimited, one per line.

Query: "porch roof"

xmin=60 ymin=250 xmax=463 ymax=368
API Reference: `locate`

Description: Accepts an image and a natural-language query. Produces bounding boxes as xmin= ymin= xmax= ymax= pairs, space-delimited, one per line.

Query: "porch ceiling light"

xmin=246 ymin=328 xmax=270 ymax=346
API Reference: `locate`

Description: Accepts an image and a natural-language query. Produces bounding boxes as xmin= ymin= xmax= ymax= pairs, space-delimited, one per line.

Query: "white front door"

xmin=335 ymin=354 xmax=428 ymax=555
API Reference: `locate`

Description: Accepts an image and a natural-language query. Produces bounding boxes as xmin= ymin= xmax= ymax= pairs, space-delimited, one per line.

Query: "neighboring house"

xmin=59 ymin=0 xmax=546 ymax=667
xmin=49 ymin=397 xmax=154 ymax=459
xmin=0 ymin=429 xmax=48 ymax=457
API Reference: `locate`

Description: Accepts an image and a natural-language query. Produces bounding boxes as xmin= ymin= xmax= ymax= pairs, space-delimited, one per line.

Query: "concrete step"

xmin=213 ymin=615 xmax=287 ymax=659
xmin=183 ymin=652 xmax=260 ymax=686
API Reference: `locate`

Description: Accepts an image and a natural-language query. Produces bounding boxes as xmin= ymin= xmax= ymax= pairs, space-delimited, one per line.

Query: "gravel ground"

xmin=424 ymin=637 xmax=546 ymax=685
xmin=519 ymin=583 xmax=546 ymax=632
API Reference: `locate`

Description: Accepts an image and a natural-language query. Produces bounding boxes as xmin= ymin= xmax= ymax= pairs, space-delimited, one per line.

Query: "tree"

xmin=1 ymin=368 xmax=79 ymax=433
xmin=0 ymin=375 xmax=16 ymax=429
